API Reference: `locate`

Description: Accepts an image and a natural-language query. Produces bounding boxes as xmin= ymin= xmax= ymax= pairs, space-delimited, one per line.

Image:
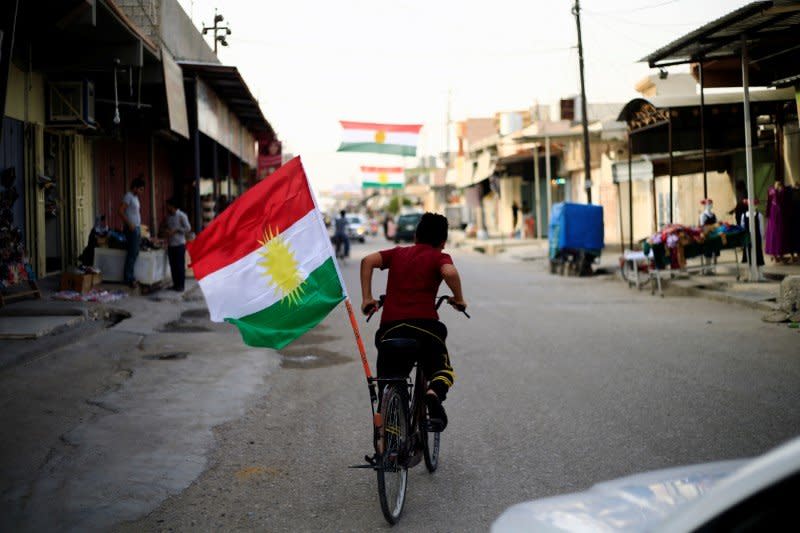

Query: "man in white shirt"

xmin=165 ymin=197 xmax=192 ymax=292
xmin=119 ymin=177 xmax=145 ymax=288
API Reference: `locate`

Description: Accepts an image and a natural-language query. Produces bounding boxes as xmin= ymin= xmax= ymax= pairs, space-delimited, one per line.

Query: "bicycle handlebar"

xmin=365 ymin=294 xmax=469 ymax=321
xmin=364 ymin=295 xmax=385 ymax=322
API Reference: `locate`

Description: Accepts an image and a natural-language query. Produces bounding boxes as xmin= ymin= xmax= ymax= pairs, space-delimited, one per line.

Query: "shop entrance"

xmin=43 ymin=132 xmax=74 ymax=274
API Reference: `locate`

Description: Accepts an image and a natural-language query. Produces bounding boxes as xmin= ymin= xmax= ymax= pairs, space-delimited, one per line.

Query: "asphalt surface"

xmin=2 ymin=238 xmax=798 ymax=532
xmin=113 ymin=238 xmax=800 ymax=532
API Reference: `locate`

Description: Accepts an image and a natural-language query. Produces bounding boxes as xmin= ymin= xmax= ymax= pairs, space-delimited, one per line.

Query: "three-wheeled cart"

xmin=548 ymin=202 xmax=604 ymax=276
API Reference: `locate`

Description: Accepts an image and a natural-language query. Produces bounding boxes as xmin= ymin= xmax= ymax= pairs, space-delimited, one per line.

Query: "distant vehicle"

xmin=346 ymin=214 xmax=368 ymax=243
xmin=367 ymin=218 xmax=380 ymax=236
xmin=394 ymin=212 xmax=422 ymax=243
xmin=492 ymin=435 xmax=800 ymax=533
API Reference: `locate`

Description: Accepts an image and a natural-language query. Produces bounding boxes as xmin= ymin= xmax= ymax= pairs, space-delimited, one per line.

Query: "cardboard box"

xmin=91 ymin=272 xmax=102 ymax=286
xmin=60 ymin=272 xmax=94 ymax=294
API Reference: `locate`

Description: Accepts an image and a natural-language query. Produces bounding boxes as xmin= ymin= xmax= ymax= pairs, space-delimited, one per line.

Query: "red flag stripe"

xmin=340 ymin=121 xmax=422 ymax=133
xmin=360 ymin=166 xmax=404 ymax=173
xmin=187 ymin=157 xmax=315 ymax=281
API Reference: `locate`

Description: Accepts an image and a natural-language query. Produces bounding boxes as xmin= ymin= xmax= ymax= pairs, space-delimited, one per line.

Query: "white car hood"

xmin=492 ymin=460 xmax=746 ymax=533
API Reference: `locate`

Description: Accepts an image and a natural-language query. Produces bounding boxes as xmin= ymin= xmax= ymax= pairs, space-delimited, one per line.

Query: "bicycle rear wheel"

xmin=377 ymin=384 xmax=408 ymax=524
xmin=422 ymin=424 xmax=440 ymax=472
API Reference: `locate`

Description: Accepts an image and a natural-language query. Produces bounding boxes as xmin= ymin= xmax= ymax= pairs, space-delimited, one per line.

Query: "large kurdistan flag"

xmin=337 ymin=121 xmax=422 ymax=156
xmin=187 ymin=157 xmax=345 ymax=349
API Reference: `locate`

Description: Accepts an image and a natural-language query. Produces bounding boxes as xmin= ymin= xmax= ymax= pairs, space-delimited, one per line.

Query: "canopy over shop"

xmin=622 ymin=0 xmax=800 ymax=281
xmin=178 ymin=62 xmax=276 ymax=230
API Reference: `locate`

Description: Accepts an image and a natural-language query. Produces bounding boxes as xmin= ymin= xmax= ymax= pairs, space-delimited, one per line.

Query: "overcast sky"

xmin=177 ymin=0 xmax=754 ymax=191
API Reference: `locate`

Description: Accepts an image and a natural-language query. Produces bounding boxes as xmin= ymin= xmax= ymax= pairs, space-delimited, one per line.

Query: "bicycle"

xmin=352 ymin=295 xmax=469 ymax=525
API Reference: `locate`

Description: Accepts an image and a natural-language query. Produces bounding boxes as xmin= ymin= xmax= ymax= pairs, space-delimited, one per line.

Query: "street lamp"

xmin=202 ymin=9 xmax=232 ymax=54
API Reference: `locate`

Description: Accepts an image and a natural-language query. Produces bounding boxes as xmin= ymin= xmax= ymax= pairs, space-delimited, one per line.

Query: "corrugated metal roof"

xmin=642 ymin=1 xmax=800 ymax=87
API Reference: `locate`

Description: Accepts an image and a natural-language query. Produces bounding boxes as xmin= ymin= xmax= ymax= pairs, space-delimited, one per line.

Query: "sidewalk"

xmin=0 ymin=274 xmax=197 ymax=371
xmin=451 ymin=231 xmax=799 ymax=315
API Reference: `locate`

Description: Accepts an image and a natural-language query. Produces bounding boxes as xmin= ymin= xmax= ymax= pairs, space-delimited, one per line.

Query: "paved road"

xmin=116 ymin=238 xmax=800 ymax=532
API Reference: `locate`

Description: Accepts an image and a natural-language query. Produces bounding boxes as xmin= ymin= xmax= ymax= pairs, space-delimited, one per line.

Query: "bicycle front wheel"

xmin=377 ymin=384 xmax=409 ymax=525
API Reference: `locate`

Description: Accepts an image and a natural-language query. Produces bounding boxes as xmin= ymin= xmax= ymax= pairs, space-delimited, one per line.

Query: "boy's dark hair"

xmin=166 ymin=197 xmax=181 ymax=210
xmin=414 ymin=212 xmax=448 ymax=246
xmin=130 ymin=177 xmax=145 ymax=189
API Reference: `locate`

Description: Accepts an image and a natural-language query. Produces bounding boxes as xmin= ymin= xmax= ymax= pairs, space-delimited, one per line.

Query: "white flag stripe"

xmin=361 ymin=169 xmax=404 ymax=184
xmin=199 ymin=209 xmax=332 ymax=322
xmin=341 ymin=129 xmax=419 ymax=146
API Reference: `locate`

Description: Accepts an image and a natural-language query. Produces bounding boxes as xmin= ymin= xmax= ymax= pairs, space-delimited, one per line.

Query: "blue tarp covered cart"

xmin=548 ymin=202 xmax=604 ymax=276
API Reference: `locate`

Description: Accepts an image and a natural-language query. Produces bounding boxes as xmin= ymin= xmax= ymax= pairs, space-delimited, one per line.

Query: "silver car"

xmin=492 ymin=435 xmax=800 ymax=532
xmin=346 ymin=214 xmax=368 ymax=243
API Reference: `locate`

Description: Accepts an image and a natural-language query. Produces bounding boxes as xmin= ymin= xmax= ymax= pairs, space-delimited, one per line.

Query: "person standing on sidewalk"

xmin=119 ymin=177 xmax=145 ymax=288
xmin=165 ymin=197 xmax=192 ymax=292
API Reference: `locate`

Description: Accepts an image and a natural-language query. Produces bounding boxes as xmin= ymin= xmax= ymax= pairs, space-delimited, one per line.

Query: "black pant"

xmin=375 ymin=319 xmax=455 ymax=401
xmin=168 ymin=245 xmax=186 ymax=290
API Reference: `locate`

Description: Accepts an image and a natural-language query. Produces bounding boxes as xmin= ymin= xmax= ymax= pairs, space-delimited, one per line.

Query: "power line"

xmin=585 ymin=0 xmax=681 ymax=14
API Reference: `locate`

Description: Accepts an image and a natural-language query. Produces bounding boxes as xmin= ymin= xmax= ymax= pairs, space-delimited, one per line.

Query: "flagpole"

xmin=304 ymin=160 xmax=379 ymax=410
xmin=345 ymin=299 xmax=375 ymax=382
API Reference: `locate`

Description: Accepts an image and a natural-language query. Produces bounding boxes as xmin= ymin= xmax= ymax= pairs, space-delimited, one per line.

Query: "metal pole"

xmin=628 ymin=134 xmax=633 ymax=250
xmin=212 ymin=142 xmax=219 ymax=217
xmin=651 ymin=170 xmax=657 ymax=234
xmin=573 ymin=0 xmax=592 ymax=204
xmin=238 ymin=158 xmax=244 ymax=197
xmin=533 ymin=144 xmax=542 ymax=238
xmin=149 ymin=134 xmax=157 ymax=235
xmin=699 ymin=60 xmax=708 ymax=199
xmin=741 ymin=35 xmax=759 ymax=282
xmin=668 ymin=110 xmax=674 ymax=224
xmin=617 ymin=180 xmax=625 ymax=250
xmin=545 ymin=133 xmax=552 ymax=227
xmin=227 ymin=150 xmax=232 ymax=200
xmin=192 ymin=78 xmax=202 ymax=231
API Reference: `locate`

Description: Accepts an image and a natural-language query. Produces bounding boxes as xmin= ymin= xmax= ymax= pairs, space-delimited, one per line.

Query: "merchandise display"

xmin=643 ymin=222 xmax=746 ymax=270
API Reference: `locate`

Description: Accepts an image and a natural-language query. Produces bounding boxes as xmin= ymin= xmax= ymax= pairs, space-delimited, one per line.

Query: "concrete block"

xmin=779 ymin=275 xmax=800 ymax=313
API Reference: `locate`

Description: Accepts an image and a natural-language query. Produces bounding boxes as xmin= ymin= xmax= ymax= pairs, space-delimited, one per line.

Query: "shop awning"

xmin=470 ymin=151 xmax=496 ymax=187
xmin=179 ymin=61 xmax=274 ymax=143
xmin=617 ymin=88 xmax=794 ymax=156
xmin=642 ymin=0 xmax=800 ymax=88
xmin=18 ymin=0 xmax=160 ymax=72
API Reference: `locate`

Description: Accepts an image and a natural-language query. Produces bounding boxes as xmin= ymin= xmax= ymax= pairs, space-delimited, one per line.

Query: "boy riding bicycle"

xmin=360 ymin=212 xmax=467 ymax=431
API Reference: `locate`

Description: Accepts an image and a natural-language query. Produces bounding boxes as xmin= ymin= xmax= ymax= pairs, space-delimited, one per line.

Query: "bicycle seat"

xmin=379 ymin=338 xmax=419 ymax=357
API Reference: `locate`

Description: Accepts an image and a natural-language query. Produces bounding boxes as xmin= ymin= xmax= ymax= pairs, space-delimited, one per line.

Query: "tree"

xmin=387 ymin=195 xmax=412 ymax=215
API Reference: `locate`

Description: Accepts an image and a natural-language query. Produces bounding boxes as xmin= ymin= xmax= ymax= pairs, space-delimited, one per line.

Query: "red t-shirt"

xmin=378 ymin=244 xmax=454 ymax=324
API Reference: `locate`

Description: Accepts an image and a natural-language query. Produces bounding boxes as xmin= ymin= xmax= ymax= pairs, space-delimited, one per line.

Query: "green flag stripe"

xmin=226 ymin=257 xmax=344 ymax=349
xmin=362 ymin=181 xmax=404 ymax=189
xmin=337 ymin=142 xmax=417 ymax=157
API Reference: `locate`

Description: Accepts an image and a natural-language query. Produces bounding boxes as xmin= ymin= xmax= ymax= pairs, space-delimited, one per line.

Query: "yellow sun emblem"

xmin=374 ymin=130 xmax=386 ymax=144
xmin=377 ymin=173 xmax=389 ymax=184
xmin=257 ymin=227 xmax=305 ymax=305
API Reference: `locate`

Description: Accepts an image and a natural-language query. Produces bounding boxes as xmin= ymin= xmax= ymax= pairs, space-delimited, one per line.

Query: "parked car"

xmin=491 ymin=435 xmax=800 ymax=533
xmin=346 ymin=214 xmax=368 ymax=243
xmin=394 ymin=212 xmax=422 ymax=243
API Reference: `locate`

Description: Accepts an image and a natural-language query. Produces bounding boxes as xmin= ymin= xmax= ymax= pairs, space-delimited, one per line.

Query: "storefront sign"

xmin=162 ymin=49 xmax=189 ymax=139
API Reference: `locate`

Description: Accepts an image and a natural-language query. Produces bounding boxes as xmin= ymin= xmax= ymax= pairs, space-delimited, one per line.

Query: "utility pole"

xmin=202 ymin=9 xmax=231 ymax=54
xmin=572 ymin=0 xmax=592 ymax=204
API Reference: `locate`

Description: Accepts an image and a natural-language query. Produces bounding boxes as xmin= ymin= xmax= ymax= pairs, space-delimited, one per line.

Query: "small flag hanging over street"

xmin=337 ymin=121 xmax=422 ymax=156
xmin=361 ymin=166 xmax=405 ymax=189
xmin=187 ymin=157 xmax=346 ymax=349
